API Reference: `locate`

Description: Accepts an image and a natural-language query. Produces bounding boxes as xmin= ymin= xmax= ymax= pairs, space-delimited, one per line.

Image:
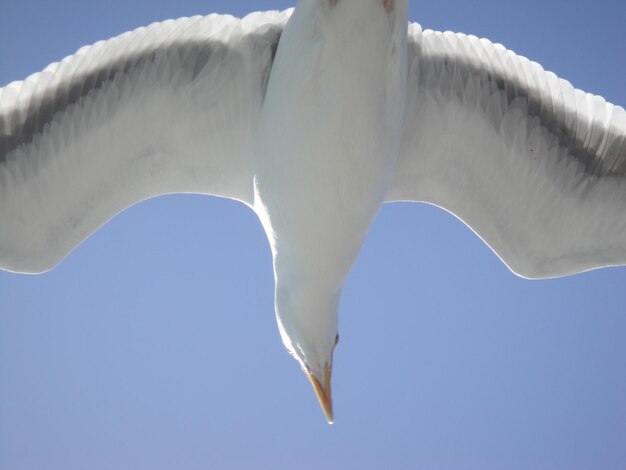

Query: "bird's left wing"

xmin=386 ymin=24 xmax=626 ymax=279
xmin=0 ymin=10 xmax=291 ymax=274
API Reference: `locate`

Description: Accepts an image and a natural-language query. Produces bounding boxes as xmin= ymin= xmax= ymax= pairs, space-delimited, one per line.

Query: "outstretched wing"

xmin=0 ymin=10 xmax=291 ymax=274
xmin=386 ymin=24 xmax=626 ymax=279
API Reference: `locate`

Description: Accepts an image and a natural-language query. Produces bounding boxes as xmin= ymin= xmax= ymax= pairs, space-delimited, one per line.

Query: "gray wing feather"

xmin=0 ymin=11 xmax=289 ymax=273
xmin=387 ymin=25 xmax=626 ymax=278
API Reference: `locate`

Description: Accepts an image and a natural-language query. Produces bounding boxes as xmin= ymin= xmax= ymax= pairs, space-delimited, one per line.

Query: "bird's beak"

xmin=305 ymin=363 xmax=333 ymax=424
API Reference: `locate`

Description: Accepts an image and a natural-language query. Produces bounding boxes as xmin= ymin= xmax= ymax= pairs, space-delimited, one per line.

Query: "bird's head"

xmin=275 ymin=284 xmax=341 ymax=424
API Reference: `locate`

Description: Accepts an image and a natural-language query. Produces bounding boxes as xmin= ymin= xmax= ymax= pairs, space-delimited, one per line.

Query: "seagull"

xmin=1 ymin=0 xmax=625 ymax=424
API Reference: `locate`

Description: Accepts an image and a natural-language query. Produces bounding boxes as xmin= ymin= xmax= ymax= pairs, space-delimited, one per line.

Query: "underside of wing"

xmin=0 ymin=10 xmax=291 ymax=273
xmin=387 ymin=24 xmax=626 ymax=278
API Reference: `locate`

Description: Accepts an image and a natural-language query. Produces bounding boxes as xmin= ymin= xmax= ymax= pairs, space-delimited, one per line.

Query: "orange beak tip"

xmin=305 ymin=363 xmax=334 ymax=424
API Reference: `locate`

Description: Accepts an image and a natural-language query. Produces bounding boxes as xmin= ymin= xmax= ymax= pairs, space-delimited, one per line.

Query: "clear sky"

xmin=1 ymin=1 xmax=625 ymax=469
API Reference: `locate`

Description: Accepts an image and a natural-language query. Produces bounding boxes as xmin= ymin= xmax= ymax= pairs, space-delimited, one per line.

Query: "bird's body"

xmin=1 ymin=0 xmax=625 ymax=422
xmin=255 ymin=1 xmax=408 ymax=394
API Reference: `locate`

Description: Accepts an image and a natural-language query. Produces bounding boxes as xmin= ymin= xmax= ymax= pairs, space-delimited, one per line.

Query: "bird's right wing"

xmin=386 ymin=24 xmax=626 ymax=279
xmin=0 ymin=10 xmax=291 ymax=274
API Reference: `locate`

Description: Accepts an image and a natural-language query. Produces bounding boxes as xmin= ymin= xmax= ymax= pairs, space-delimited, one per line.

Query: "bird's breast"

xmin=253 ymin=1 xmax=407 ymax=287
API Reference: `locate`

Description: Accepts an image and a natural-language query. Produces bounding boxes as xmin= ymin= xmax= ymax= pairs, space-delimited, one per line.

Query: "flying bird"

xmin=1 ymin=0 xmax=625 ymax=424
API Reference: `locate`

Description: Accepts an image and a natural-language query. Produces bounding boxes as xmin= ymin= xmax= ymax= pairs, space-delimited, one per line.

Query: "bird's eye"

xmin=334 ymin=333 xmax=340 ymax=347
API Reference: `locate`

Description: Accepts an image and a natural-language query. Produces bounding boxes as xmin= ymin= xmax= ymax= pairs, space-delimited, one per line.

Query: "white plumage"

xmin=1 ymin=0 xmax=625 ymax=422
xmin=391 ymin=27 xmax=626 ymax=278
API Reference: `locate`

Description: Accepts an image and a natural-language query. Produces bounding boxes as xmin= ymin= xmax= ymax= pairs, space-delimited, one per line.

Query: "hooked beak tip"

xmin=305 ymin=363 xmax=334 ymax=424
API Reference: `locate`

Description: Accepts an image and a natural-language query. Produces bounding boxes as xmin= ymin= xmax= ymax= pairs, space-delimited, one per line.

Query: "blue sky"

xmin=1 ymin=1 xmax=625 ymax=468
